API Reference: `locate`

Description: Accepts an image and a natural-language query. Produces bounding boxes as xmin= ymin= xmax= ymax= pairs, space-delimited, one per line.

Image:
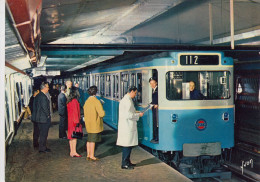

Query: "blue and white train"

xmin=56 ymin=51 xmax=234 ymax=178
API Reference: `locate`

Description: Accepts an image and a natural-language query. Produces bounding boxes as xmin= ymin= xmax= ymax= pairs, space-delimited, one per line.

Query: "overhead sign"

xmin=180 ymin=55 xmax=219 ymax=65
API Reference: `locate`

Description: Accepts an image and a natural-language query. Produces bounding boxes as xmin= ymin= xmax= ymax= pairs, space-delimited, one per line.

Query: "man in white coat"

xmin=117 ymin=86 xmax=144 ymax=170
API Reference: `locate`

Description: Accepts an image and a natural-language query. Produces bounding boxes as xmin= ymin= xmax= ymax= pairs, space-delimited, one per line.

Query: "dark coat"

xmin=58 ymin=92 xmax=67 ymax=116
xmin=32 ymin=92 xmax=50 ymax=123
xmin=28 ymin=96 xmax=35 ymax=113
xmin=151 ymin=87 xmax=158 ymax=105
xmin=190 ymin=89 xmax=204 ymax=100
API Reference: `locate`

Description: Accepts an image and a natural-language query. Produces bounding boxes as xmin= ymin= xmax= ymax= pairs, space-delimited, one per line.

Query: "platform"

xmin=5 ymin=112 xmax=191 ymax=182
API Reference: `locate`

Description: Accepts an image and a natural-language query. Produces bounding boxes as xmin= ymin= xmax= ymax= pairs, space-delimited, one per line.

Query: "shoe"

xmin=129 ymin=162 xmax=136 ymax=167
xmin=86 ymin=157 xmax=90 ymax=161
xmin=89 ymin=157 xmax=99 ymax=161
xmin=121 ymin=165 xmax=134 ymax=170
xmin=150 ymin=139 xmax=158 ymax=144
xmin=71 ymin=155 xmax=82 ymax=158
xmin=39 ymin=148 xmax=51 ymax=153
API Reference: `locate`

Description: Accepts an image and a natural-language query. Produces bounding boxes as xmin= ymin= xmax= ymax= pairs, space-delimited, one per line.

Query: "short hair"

xmin=66 ymin=80 xmax=72 ymax=85
xmin=189 ymin=81 xmax=196 ymax=85
xmin=60 ymin=85 xmax=66 ymax=91
xmin=40 ymin=82 xmax=49 ymax=90
xmin=128 ymin=86 xmax=137 ymax=93
xmin=149 ymin=77 xmax=157 ymax=83
xmin=88 ymin=86 xmax=97 ymax=96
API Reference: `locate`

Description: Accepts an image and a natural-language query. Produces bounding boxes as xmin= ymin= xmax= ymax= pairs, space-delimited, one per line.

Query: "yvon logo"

xmin=195 ymin=119 xmax=207 ymax=131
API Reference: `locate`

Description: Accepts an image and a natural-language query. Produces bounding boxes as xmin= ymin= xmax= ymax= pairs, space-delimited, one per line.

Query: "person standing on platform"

xmin=67 ymin=87 xmax=82 ymax=157
xmin=29 ymin=88 xmax=39 ymax=149
xmin=65 ymin=80 xmax=73 ymax=99
xmin=116 ymin=86 xmax=144 ymax=170
xmin=149 ymin=77 xmax=158 ymax=143
xmin=75 ymin=82 xmax=84 ymax=108
xmin=32 ymin=82 xmax=51 ymax=153
xmin=58 ymin=85 xmax=67 ymax=139
xmin=84 ymin=86 xmax=105 ymax=161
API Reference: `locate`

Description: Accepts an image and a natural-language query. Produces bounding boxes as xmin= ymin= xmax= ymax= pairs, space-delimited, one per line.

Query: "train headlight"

xmin=222 ymin=112 xmax=229 ymax=121
xmin=171 ymin=114 xmax=178 ymax=123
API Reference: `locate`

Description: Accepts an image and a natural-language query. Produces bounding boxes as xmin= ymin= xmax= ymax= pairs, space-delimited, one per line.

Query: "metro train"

xmin=5 ymin=73 xmax=33 ymax=147
xmin=54 ymin=51 xmax=234 ymax=178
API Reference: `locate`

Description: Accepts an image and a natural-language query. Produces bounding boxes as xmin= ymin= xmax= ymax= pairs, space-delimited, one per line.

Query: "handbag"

xmin=71 ymin=123 xmax=83 ymax=139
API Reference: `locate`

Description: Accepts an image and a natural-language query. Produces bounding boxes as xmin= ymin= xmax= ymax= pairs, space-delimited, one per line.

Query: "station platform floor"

xmin=5 ymin=112 xmax=191 ymax=182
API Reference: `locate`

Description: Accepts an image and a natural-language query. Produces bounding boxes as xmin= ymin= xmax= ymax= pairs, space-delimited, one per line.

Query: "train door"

xmin=150 ymin=69 xmax=158 ymax=142
xmin=141 ymin=69 xmax=153 ymax=141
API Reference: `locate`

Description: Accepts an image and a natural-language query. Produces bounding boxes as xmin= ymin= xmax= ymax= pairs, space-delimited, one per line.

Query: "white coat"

xmin=116 ymin=94 xmax=140 ymax=147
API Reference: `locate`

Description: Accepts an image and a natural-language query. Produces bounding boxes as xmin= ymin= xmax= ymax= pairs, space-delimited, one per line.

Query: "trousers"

xmin=33 ymin=122 xmax=39 ymax=147
xmin=122 ymin=146 xmax=133 ymax=166
xmin=38 ymin=119 xmax=51 ymax=151
xmin=59 ymin=115 xmax=67 ymax=138
xmin=152 ymin=108 xmax=158 ymax=140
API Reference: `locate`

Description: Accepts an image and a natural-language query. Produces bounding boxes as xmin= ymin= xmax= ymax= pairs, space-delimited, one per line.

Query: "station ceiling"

xmin=5 ymin=0 xmax=260 ymax=76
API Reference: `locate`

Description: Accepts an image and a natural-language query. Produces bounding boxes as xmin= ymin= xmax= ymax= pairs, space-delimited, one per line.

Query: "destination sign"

xmin=180 ymin=55 xmax=219 ymax=65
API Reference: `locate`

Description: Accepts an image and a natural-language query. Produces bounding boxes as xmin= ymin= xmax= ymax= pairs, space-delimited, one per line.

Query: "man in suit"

xmin=58 ymin=85 xmax=67 ymax=139
xmin=116 ymin=86 xmax=144 ymax=170
xmin=189 ymin=81 xmax=204 ymax=100
xmin=32 ymin=82 xmax=51 ymax=153
xmin=149 ymin=77 xmax=158 ymax=143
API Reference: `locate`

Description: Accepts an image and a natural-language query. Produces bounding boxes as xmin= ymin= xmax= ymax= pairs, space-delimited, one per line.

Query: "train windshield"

xmin=166 ymin=71 xmax=230 ymax=100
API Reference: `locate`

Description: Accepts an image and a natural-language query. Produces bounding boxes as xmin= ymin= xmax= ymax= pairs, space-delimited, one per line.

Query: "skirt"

xmin=87 ymin=133 xmax=101 ymax=142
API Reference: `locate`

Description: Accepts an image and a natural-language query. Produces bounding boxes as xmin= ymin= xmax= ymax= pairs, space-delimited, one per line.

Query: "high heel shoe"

xmin=86 ymin=157 xmax=90 ymax=161
xmin=89 ymin=157 xmax=99 ymax=161
xmin=71 ymin=155 xmax=82 ymax=158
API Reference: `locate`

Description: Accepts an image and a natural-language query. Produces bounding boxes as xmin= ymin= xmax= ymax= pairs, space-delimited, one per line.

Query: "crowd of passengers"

xmin=28 ymin=78 xmax=201 ymax=169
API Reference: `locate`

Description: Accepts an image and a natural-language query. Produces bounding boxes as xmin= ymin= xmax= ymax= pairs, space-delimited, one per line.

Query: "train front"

xmin=145 ymin=52 xmax=234 ymax=178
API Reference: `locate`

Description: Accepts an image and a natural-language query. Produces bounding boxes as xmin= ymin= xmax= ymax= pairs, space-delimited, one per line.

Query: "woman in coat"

xmin=67 ymin=87 xmax=82 ymax=157
xmin=116 ymin=86 xmax=143 ymax=169
xmin=84 ymin=86 xmax=105 ymax=161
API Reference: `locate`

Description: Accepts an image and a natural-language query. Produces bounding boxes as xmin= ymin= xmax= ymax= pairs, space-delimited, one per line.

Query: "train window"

xmin=235 ymin=77 xmax=260 ymax=103
xmin=95 ymin=75 xmax=100 ymax=94
xmin=5 ymin=88 xmax=10 ymax=135
xmin=82 ymin=77 xmax=86 ymax=91
xmin=100 ymin=75 xmax=105 ymax=96
xmin=137 ymin=73 xmax=142 ymax=103
xmin=80 ymin=77 xmax=84 ymax=89
xmin=92 ymin=75 xmax=95 ymax=87
xmin=121 ymin=73 xmax=129 ymax=98
xmin=16 ymin=82 xmax=21 ymax=114
xmin=166 ymin=71 xmax=231 ymax=100
xmin=87 ymin=76 xmax=90 ymax=89
xmin=113 ymin=74 xmax=119 ymax=99
xmin=130 ymin=73 xmax=136 ymax=86
xmin=105 ymin=75 xmax=111 ymax=97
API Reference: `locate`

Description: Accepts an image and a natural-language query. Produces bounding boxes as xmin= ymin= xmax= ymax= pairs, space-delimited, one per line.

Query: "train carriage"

xmin=57 ymin=51 xmax=234 ymax=178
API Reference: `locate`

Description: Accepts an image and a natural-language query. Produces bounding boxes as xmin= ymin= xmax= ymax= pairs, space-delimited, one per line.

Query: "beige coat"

xmin=83 ymin=96 xmax=105 ymax=133
xmin=116 ymin=94 xmax=140 ymax=147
